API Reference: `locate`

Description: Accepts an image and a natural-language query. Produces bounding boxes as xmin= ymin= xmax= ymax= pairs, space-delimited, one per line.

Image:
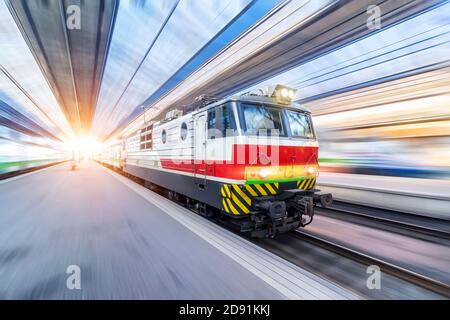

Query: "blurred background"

xmin=0 ymin=0 xmax=450 ymax=300
xmin=241 ymin=2 xmax=450 ymax=180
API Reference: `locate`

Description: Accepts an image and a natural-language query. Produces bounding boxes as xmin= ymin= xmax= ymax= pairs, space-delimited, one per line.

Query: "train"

xmin=97 ymin=85 xmax=332 ymax=238
xmin=0 ymin=125 xmax=67 ymax=177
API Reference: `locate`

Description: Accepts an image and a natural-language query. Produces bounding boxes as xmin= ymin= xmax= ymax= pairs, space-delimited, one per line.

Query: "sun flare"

xmin=63 ymin=136 xmax=102 ymax=155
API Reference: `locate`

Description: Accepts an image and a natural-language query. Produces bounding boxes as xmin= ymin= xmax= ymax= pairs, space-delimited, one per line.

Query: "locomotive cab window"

xmin=286 ymin=110 xmax=315 ymax=139
xmin=207 ymin=104 xmax=235 ymax=139
xmin=241 ymin=103 xmax=285 ymax=136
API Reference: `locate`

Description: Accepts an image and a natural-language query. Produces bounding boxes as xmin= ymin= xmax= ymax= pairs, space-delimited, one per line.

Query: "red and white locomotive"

xmin=98 ymin=85 xmax=332 ymax=238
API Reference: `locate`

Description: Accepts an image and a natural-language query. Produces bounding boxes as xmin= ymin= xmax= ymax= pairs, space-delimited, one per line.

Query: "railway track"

xmin=212 ymin=197 xmax=450 ymax=298
xmin=291 ymin=230 xmax=450 ymax=298
xmin=216 ymin=199 xmax=450 ymax=298
xmin=317 ymin=201 xmax=450 ymax=241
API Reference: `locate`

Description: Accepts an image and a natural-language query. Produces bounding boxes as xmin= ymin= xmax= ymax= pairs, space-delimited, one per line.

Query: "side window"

xmin=180 ymin=122 xmax=188 ymax=141
xmin=207 ymin=109 xmax=216 ymax=131
xmin=207 ymin=104 xmax=235 ymax=139
xmin=161 ymin=129 xmax=167 ymax=144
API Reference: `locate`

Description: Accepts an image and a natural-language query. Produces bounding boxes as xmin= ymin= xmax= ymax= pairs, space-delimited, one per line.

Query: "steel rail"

xmin=292 ymin=230 xmax=450 ymax=298
xmin=318 ymin=203 xmax=450 ymax=240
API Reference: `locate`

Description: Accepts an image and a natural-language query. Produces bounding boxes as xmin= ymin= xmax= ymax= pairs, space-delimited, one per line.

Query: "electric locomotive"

xmin=99 ymin=85 xmax=332 ymax=238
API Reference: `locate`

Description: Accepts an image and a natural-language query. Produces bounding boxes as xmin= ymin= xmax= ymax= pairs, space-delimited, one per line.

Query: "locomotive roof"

xmin=151 ymin=94 xmax=312 ymax=129
xmin=199 ymin=95 xmax=312 ymax=113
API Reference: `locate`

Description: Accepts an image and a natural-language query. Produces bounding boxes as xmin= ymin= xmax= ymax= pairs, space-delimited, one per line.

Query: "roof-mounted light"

xmin=242 ymin=84 xmax=297 ymax=105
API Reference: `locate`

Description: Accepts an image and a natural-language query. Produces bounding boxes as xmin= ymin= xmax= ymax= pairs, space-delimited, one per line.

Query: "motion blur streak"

xmin=0 ymin=0 xmax=450 ymax=300
xmin=241 ymin=1 xmax=450 ymax=180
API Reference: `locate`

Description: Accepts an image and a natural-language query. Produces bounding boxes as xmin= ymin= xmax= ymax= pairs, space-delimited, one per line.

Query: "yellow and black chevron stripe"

xmin=220 ymin=183 xmax=279 ymax=215
xmin=297 ymin=178 xmax=316 ymax=190
xmin=221 ymin=184 xmax=250 ymax=215
xmin=244 ymin=183 xmax=279 ymax=197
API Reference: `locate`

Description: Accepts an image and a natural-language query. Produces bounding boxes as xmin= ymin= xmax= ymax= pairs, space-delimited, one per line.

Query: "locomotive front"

xmin=215 ymin=85 xmax=333 ymax=238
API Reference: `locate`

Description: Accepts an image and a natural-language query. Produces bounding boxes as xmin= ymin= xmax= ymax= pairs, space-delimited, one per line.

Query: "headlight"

xmin=288 ymin=90 xmax=295 ymax=99
xmin=245 ymin=164 xmax=319 ymax=182
xmin=259 ymin=168 xmax=269 ymax=179
xmin=307 ymin=165 xmax=318 ymax=177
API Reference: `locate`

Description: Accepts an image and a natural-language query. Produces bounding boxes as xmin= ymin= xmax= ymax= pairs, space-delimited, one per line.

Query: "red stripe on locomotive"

xmin=160 ymin=144 xmax=318 ymax=180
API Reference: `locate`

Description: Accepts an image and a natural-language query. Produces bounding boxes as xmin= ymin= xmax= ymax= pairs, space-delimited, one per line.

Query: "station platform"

xmin=317 ymin=173 xmax=450 ymax=219
xmin=0 ymin=161 xmax=357 ymax=299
